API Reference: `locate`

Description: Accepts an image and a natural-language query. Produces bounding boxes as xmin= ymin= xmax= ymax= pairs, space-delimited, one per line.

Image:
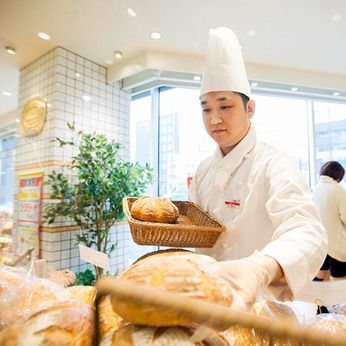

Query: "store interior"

xmin=0 ymin=1 xmax=346 ymax=344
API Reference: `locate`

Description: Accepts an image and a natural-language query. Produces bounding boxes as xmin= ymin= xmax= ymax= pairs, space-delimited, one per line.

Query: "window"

xmin=252 ymin=94 xmax=310 ymax=183
xmin=313 ymin=100 xmax=346 ymax=187
xmin=158 ymin=87 xmax=214 ymax=199
xmin=0 ymin=135 xmax=15 ymax=208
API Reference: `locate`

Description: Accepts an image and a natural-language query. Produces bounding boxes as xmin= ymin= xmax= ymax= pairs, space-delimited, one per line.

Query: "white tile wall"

xmin=15 ymin=46 xmax=133 ymax=275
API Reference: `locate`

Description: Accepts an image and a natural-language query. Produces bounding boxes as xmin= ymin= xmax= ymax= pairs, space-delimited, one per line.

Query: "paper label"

xmin=79 ymin=245 xmax=110 ymax=270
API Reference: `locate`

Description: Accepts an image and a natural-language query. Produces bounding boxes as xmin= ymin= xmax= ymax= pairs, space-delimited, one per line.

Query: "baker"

xmin=189 ymin=27 xmax=327 ymax=310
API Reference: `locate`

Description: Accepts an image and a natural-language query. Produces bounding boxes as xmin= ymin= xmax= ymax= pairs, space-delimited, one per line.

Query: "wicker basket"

xmin=123 ymin=197 xmax=226 ymax=248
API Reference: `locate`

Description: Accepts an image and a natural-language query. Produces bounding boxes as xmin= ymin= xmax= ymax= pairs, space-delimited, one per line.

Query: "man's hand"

xmin=216 ymin=253 xmax=284 ymax=311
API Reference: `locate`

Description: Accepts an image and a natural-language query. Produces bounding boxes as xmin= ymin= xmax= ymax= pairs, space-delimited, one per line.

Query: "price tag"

xmin=79 ymin=245 xmax=110 ymax=270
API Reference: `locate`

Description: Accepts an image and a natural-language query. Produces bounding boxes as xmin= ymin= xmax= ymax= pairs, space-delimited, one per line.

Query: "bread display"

xmin=0 ymin=301 xmax=94 ymax=346
xmin=106 ymin=324 xmax=197 ymax=346
xmin=67 ymin=285 xmax=97 ymax=306
xmin=48 ymin=269 xmax=77 ymax=287
xmin=111 ymin=250 xmax=234 ymax=326
xmin=0 ymin=267 xmax=70 ymax=324
xmin=130 ymin=196 xmax=179 ymax=223
xmin=254 ymin=300 xmax=299 ymax=346
xmin=98 ymin=295 xmax=123 ymax=339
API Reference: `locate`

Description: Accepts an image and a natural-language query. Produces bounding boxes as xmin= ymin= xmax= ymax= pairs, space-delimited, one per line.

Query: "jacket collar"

xmin=213 ymin=125 xmax=256 ymax=190
xmin=320 ymin=175 xmax=338 ymax=184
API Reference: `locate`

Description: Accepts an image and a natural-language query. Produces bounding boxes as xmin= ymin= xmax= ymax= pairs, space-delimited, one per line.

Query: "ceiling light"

xmin=251 ymin=82 xmax=258 ymax=87
xmin=5 ymin=46 xmax=16 ymax=55
xmin=15 ymin=118 xmax=20 ymax=123
xmin=150 ymin=32 xmax=162 ymax=40
xmin=82 ymin=95 xmax=92 ymax=102
xmin=38 ymin=32 xmax=51 ymax=40
xmin=105 ymin=59 xmax=114 ymax=65
xmin=193 ymin=75 xmax=201 ymax=81
xmin=247 ymin=30 xmax=256 ymax=37
xmin=2 ymin=91 xmax=12 ymax=96
xmin=333 ymin=92 xmax=340 ymax=96
xmin=114 ymin=51 xmax=123 ymax=59
xmin=75 ymin=73 xmax=81 ymax=77
xmin=127 ymin=8 xmax=137 ymax=17
xmin=331 ymin=13 xmax=342 ymax=22
xmin=291 ymin=87 xmax=298 ymax=92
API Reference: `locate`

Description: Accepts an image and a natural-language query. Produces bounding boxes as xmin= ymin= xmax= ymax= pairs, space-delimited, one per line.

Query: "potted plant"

xmin=43 ymin=122 xmax=153 ymax=279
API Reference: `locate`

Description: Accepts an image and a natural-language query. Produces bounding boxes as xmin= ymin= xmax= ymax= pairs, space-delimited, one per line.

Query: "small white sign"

xmin=79 ymin=245 xmax=110 ymax=271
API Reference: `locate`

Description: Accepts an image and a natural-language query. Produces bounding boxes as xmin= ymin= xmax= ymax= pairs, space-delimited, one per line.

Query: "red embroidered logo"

xmin=224 ymin=200 xmax=240 ymax=207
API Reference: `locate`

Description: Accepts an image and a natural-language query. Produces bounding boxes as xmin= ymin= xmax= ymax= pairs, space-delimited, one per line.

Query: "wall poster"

xmin=16 ymin=171 xmax=44 ymax=257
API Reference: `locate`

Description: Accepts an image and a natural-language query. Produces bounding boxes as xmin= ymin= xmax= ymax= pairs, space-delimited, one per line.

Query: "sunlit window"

xmin=252 ymin=94 xmax=310 ymax=183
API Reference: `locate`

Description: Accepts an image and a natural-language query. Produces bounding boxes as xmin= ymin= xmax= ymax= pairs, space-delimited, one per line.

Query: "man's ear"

xmin=247 ymin=99 xmax=256 ymax=119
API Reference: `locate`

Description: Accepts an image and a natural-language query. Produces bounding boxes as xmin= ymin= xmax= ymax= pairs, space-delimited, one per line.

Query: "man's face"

xmin=200 ymin=91 xmax=255 ymax=155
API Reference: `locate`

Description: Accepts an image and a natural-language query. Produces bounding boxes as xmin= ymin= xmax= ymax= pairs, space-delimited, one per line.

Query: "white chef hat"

xmin=200 ymin=27 xmax=251 ymax=98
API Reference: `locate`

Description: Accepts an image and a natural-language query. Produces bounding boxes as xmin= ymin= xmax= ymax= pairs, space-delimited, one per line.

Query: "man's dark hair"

xmin=320 ymin=161 xmax=345 ymax=183
xmin=235 ymin=92 xmax=250 ymax=109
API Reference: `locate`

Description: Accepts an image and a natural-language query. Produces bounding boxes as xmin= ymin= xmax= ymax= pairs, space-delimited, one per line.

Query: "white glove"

xmin=216 ymin=253 xmax=284 ymax=311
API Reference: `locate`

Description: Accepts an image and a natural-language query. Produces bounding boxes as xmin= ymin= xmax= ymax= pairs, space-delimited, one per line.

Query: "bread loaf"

xmin=99 ymin=295 xmax=123 ymax=339
xmin=67 ymin=286 xmax=97 ymax=306
xmin=130 ymin=196 xmax=179 ymax=223
xmin=106 ymin=324 xmax=198 ymax=346
xmin=0 ymin=301 xmax=94 ymax=346
xmin=0 ymin=269 xmax=69 ymax=324
xmin=111 ymin=250 xmax=233 ymax=326
xmin=253 ymin=300 xmax=299 ymax=346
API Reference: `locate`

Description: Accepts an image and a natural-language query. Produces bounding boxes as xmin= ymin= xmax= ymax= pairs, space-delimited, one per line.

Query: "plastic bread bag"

xmin=0 ymin=265 xmax=71 ymax=324
xmin=328 ymin=303 xmax=346 ymax=315
xmin=299 ymin=313 xmax=346 ymax=345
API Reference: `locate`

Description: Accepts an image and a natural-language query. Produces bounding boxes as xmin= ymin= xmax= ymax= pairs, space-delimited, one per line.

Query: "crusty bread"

xmin=107 ymin=324 xmax=199 ymax=346
xmin=0 ymin=301 xmax=94 ymax=346
xmin=221 ymin=325 xmax=270 ymax=345
xmin=0 ymin=270 xmax=69 ymax=324
xmin=99 ymin=295 xmax=123 ymax=339
xmin=111 ymin=250 xmax=233 ymax=326
xmin=67 ymin=286 xmax=97 ymax=306
xmin=130 ymin=196 xmax=179 ymax=223
xmin=253 ymin=300 xmax=299 ymax=346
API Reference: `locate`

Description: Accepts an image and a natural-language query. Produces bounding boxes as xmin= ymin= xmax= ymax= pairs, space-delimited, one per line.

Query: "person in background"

xmin=188 ymin=27 xmax=327 ymax=311
xmin=313 ymin=161 xmax=346 ymax=281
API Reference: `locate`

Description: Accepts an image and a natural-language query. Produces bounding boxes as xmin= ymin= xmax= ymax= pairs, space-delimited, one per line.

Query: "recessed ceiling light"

xmin=247 ymin=30 xmax=256 ymax=37
xmin=2 ymin=91 xmax=12 ymax=96
xmin=82 ymin=95 xmax=92 ymax=102
xmin=331 ymin=13 xmax=342 ymax=22
xmin=15 ymin=118 xmax=20 ymax=123
xmin=38 ymin=32 xmax=51 ymax=40
xmin=127 ymin=8 xmax=137 ymax=17
xmin=251 ymin=82 xmax=258 ymax=87
xmin=75 ymin=73 xmax=81 ymax=77
xmin=105 ymin=59 xmax=114 ymax=65
xmin=333 ymin=91 xmax=340 ymax=96
xmin=291 ymin=87 xmax=298 ymax=92
xmin=114 ymin=51 xmax=123 ymax=59
xmin=5 ymin=46 xmax=16 ymax=55
xmin=193 ymin=75 xmax=201 ymax=81
xmin=150 ymin=32 xmax=162 ymax=40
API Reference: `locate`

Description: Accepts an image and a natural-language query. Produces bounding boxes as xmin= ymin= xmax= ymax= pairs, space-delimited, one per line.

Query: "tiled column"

xmin=15 ymin=47 xmax=132 ymax=273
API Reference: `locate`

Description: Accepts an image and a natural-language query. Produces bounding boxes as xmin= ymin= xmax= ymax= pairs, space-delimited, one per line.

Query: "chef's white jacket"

xmin=189 ymin=126 xmax=327 ymax=296
xmin=313 ymin=175 xmax=346 ymax=262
